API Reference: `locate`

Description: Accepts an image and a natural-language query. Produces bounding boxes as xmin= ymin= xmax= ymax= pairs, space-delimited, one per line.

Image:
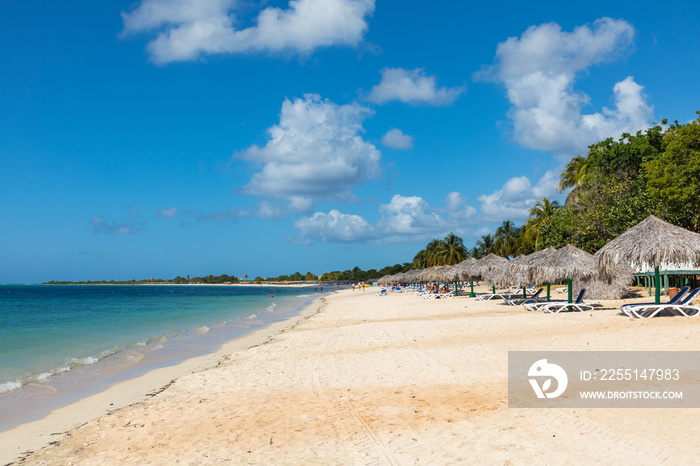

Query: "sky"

xmin=2 ymin=0 xmax=700 ymax=283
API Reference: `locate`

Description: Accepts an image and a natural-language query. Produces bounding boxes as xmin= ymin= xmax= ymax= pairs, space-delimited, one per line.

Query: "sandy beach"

xmin=5 ymin=286 xmax=700 ymax=465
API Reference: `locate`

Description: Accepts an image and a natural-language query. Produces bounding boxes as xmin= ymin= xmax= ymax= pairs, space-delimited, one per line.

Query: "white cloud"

xmin=292 ymin=192 xmax=479 ymax=244
xmin=381 ymin=128 xmax=414 ymax=149
xmin=477 ymin=171 xmax=560 ymax=223
xmin=237 ymin=94 xmax=381 ymax=212
xmin=367 ymin=68 xmax=464 ymax=106
xmin=122 ymin=0 xmax=375 ymax=64
xmin=156 ymin=206 xmax=179 ymax=218
xmin=377 ymin=195 xmax=445 ymax=237
xmin=293 ymin=209 xmax=375 ymax=243
xmin=478 ymin=17 xmax=653 ymax=157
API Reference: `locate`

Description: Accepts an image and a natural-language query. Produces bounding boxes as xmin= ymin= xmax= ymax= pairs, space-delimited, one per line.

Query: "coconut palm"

xmin=475 ymin=234 xmax=495 ymax=257
xmin=524 ymin=198 xmax=561 ymax=249
xmin=412 ymin=249 xmax=428 ymax=269
xmin=470 ymin=246 xmax=482 ymax=259
xmin=424 ymin=239 xmax=445 ymax=267
xmin=494 ymin=220 xmax=519 ymax=258
xmin=435 ymin=233 xmax=468 ymax=265
xmin=557 ymin=154 xmax=593 ymax=193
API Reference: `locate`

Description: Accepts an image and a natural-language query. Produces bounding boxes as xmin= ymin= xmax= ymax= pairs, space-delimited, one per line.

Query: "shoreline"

xmin=8 ymin=287 xmax=700 ymax=464
xmin=0 ymin=293 xmax=327 ymax=465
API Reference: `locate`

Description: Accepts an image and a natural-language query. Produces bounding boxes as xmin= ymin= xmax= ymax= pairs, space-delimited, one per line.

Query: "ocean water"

xmin=0 ymin=284 xmax=326 ymax=431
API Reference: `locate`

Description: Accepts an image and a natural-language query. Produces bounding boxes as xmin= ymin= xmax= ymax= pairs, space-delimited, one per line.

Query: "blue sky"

xmin=2 ymin=0 xmax=699 ymax=283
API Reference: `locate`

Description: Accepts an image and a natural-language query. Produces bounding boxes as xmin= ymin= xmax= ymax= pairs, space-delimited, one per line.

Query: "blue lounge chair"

xmin=504 ymin=288 xmax=543 ymax=306
xmin=621 ymin=286 xmax=689 ymax=316
xmin=626 ymin=287 xmax=700 ymax=319
xmin=525 ymin=289 xmax=596 ymax=312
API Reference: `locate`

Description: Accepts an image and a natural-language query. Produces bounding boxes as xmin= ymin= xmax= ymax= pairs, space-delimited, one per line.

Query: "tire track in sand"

xmin=310 ymin=300 xmax=401 ymax=466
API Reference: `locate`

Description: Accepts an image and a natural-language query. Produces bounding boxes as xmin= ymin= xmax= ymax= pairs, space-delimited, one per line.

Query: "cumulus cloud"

xmin=477 ymin=17 xmax=653 ymax=157
xmin=121 ymin=0 xmax=375 ymax=64
xmin=381 ymin=128 xmax=414 ymax=149
xmin=293 ymin=209 xmax=375 ymax=243
xmin=367 ymin=68 xmax=464 ymax=106
xmin=477 ymin=171 xmax=560 ymax=222
xmin=237 ymin=93 xmax=381 ymax=212
xmin=292 ymin=192 xmax=479 ymax=243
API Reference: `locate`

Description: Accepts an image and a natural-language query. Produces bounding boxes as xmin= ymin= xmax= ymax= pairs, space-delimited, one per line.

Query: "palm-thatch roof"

xmin=445 ymin=257 xmax=478 ymax=281
xmin=418 ymin=265 xmax=453 ymax=282
xmin=573 ymin=263 xmax=634 ymax=300
xmin=527 ymin=244 xmax=597 ymax=284
xmin=491 ymin=254 xmax=526 ymax=287
xmin=595 ymin=215 xmax=700 ymax=274
xmin=404 ymin=269 xmax=421 ymax=283
xmin=510 ymin=247 xmax=558 ymax=285
xmin=470 ymin=253 xmax=508 ymax=283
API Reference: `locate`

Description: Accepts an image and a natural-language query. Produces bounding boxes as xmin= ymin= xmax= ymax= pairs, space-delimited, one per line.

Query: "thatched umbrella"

xmin=573 ymin=263 xmax=634 ymax=300
xmin=445 ymin=257 xmax=478 ymax=296
xmin=471 ymin=253 xmax=508 ymax=294
xmin=404 ymin=269 xmax=421 ymax=285
xmin=595 ymin=215 xmax=700 ymax=304
xmin=510 ymin=247 xmax=558 ymax=301
xmin=491 ymin=255 xmax=527 ymax=294
xmin=528 ymin=244 xmax=597 ymax=303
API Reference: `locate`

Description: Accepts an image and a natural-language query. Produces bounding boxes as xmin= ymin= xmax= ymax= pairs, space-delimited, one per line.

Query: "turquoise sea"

xmin=0 ymin=284 xmax=326 ymax=431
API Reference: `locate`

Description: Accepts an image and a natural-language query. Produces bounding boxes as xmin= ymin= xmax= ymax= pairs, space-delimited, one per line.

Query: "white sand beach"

xmin=4 ymin=287 xmax=700 ymax=465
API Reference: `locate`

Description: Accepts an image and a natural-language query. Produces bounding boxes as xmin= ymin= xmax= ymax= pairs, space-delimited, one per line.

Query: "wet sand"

xmin=5 ymin=287 xmax=700 ymax=465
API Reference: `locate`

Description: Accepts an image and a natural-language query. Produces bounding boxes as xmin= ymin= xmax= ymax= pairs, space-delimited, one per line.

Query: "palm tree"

xmin=524 ymin=197 xmax=561 ymax=249
xmin=470 ymin=246 xmax=481 ymax=259
xmin=412 ymin=249 xmax=428 ymax=269
xmin=475 ymin=234 xmax=495 ymax=257
xmin=435 ymin=233 xmax=468 ymax=265
xmin=424 ymin=238 xmax=445 ymax=266
xmin=494 ymin=220 xmax=518 ymax=258
xmin=557 ymin=154 xmax=593 ymax=193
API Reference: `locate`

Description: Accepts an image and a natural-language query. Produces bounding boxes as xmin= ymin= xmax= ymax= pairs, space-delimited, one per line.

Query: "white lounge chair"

xmin=504 ymin=288 xmax=544 ymax=306
xmin=621 ymin=286 xmax=689 ymax=316
xmin=525 ymin=289 xmax=596 ymax=312
xmin=625 ymin=287 xmax=700 ymax=318
xmin=423 ymin=291 xmax=455 ymax=300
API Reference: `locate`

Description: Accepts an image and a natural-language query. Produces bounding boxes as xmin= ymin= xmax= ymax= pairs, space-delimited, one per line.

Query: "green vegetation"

xmin=44 ymin=274 xmax=240 ymax=285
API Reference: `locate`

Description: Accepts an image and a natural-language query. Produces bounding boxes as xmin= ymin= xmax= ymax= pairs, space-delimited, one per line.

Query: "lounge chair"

xmin=524 ymin=289 xmax=596 ymax=312
xmin=538 ymin=289 xmax=599 ymax=313
xmin=376 ymin=288 xmax=387 ymax=296
xmin=423 ymin=291 xmax=455 ymax=300
xmin=621 ymin=286 xmax=689 ymax=316
xmin=477 ymin=290 xmax=518 ymax=301
xmin=504 ymin=288 xmax=543 ymax=306
xmin=625 ymin=287 xmax=700 ymax=318
xmin=508 ymin=284 xmax=538 ymax=294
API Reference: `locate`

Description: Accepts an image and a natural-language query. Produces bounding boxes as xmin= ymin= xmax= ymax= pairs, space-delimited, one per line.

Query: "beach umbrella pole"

xmin=546 ymin=282 xmax=550 ymax=302
xmin=655 ymin=265 xmax=661 ymax=305
xmin=567 ymin=278 xmax=572 ymax=304
xmin=469 ymin=280 xmax=475 ymax=297
xmin=522 ymin=286 xmax=526 ymax=299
